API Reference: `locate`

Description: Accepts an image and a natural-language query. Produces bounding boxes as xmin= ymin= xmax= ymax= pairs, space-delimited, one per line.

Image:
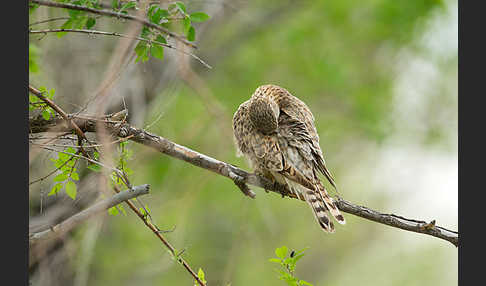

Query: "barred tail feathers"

xmin=316 ymin=183 xmax=346 ymax=225
xmin=303 ymin=189 xmax=335 ymax=233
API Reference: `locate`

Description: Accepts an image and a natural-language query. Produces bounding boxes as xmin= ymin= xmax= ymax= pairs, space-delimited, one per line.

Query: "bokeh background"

xmin=29 ymin=0 xmax=458 ymax=285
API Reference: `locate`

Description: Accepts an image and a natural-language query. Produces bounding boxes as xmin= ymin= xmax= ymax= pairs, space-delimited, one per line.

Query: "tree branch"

xmin=28 ymin=28 xmax=211 ymax=69
xmin=29 ymin=0 xmax=196 ymax=48
xmin=29 ymin=184 xmax=150 ymax=245
xmin=29 ymin=113 xmax=459 ymax=247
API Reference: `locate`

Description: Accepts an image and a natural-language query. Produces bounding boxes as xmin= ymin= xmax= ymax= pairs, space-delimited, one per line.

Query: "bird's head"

xmin=248 ymin=85 xmax=280 ymax=135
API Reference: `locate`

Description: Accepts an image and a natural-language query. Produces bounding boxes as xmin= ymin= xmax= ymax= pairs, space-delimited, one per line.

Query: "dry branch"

xmin=29 ymin=184 xmax=150 ymax=245
xmin=29 ymin=113 xmax=459 ymax=247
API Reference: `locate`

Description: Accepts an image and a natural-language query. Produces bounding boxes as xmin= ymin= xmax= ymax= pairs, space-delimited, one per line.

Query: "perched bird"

xmin=232 ymin=84 xmax=345 ymax=233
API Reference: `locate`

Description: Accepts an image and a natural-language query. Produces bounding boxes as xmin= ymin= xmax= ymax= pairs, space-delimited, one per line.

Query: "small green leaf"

xmin=275 ymin=246 xmax=288 ymax=259
xmin=71 ymin=172 xmax=80 ymax=181
xmin=190 ymin=12 xmax=210 ymax=22
xmin=108 ymin=206 xmax=119 ymax=216
xmin=120 ymin=1 xmax=136 ymax=12
xmin=299 ymin=280 xmax=313 ymax=286
xmin=268 ymin=258 xmax=281 ymax=263
xmin=87 ymin=164 xmax=101 ymax=171
xmin=150 ymin=8 xmax=169 ymax=24
xmin=134 ymin=41 xmax=149 ymax=63
xmin=48 ymin=183 xmax=63 ymax=196
xmin=150 ymin=44 xmax=164 ymax=61
xmin=183 ymin=16 xmax=191 ymax=33
xmin=86 ymin=17 xmax=96 ymax=29
xmin=53 ymin=173 xmax=68 ymax=182
xmin=42 ymin=109 xmax=51 ymax=120
xmin=65 ymin=180 xmax=77 ymax=200
xmin=187 ymin=25 xmax=195 ymax=41
xmin=175 ymin=1 xmax=186 ymax=13
xmin=156 ymin=35 xmax=167 ymax=44
xmin=197 ymin=268 xmax=207 ymax=283
xmin=57 ymin=19 xmax=73 ymax=38
xmin=66 ymin=147 xmax=76 ymax=155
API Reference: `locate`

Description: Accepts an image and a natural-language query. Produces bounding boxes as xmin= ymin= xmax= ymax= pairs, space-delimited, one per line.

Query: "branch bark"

xmin=29 ymin=184 xmax=150 ymax=245
xmin=29 ymin=113 xmax=459 ymax=247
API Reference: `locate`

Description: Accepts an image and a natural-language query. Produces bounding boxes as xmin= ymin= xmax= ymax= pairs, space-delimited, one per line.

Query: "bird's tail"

xmin=302 ymin=188 xmax=335 ymax=233
xmin=316 ymin=182 xmax=346 ymax=225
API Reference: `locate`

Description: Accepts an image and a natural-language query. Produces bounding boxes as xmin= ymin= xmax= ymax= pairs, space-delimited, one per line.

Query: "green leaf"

xmin=108 ymin=206 xmax=119 ymax=216
xmin=66 ymin=147 xmax=76 ymax=155
xmin=149 ymin=7 xmax=169 ymax=24
xmin=120 ymin=1 xmax=136 ymax=12
xmin=190 ymin=12 xmax=210 ymax=22
xmin=65 ymin=180 xmax=77 ymax=200
xmin=29 ymin=3 xmax=39 ymax=14
xmin=53 ymin=173 xmax=68 ymax=182
xmin=71 ymin=172 xmax=80 ymax=181
xmin=187 ymin=25 xmax=195 ymax=41
xmin=112 ymin=0 xmax=119 ymax=9
xmin=268 ymin=258 xmax=281 ymax=264
xmin=48 ymin=183 xmax=63 ymax=196
xmin=275 ymin=246 xmax=288 ymax=259
xmin=175 ymin=1 xmax=186 ymax=13
xmin=87 ymin=164 xmax=101 ymax=172
xmin=42 ymin=109 xmax=51 ymax=120
xmin=197 ymin=268 xmax=207 ymax=283
xmin=134 ymin=41 xmax=149 ymax=63
xmin=183 ymin=16 xmax=191 ymax=33
xmin=86 ymin=17 xmax=96 ymax=29
xmin=299 ymin=280 xmax=313 ymax=286
xmin=57 ymin=19 xmax=73 ymax=38
xmin=150 ymin=44 xmax=164 ymax=61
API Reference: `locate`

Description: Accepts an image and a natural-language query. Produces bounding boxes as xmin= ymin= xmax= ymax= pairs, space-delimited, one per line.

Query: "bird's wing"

xmin=277 ymin=94 xmax=338 ymax=190
xmin=277 ymin=111 xmax=346 ymax=227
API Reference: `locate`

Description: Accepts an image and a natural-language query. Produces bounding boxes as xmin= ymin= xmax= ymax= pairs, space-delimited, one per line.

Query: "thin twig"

xmin=29 ymin=113 xmax=459 ymax=247
xmin=112 ymin=185 xmax=206 ymax=286
xmin=29 ymin=184 xmax=150 ymax=244
xmin=29 ymin=134 xmax=135 ymax=149
xmin=29 ymin=28 xmax=211 ymax=69
xmin=29 ymin=0 xmax=196 ymax=48
xmin=29 ymin=17 xmax=71 ymax=26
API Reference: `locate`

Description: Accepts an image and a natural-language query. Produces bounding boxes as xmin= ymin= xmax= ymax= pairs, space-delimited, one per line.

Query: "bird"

xmin=232 ymin=84 xmax=345 ymax=233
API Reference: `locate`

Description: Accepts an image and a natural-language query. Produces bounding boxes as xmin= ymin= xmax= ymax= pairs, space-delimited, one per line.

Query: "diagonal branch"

xmin=29 ymin=0 xmax=196 ymax=48
xmin=111 ymin=185 xmax=206 ymax=286
xmin=29 ymin=84 xmax=92 ymax=159
xmin=29 ymin=113 xmax=459 ymax=247
xmin=29 ymin=184 xmax=150 ymax=245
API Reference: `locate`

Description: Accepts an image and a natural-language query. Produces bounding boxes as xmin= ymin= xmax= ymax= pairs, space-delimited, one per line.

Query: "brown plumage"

xmin=232 ymin=84 xmax=345 ymax=233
